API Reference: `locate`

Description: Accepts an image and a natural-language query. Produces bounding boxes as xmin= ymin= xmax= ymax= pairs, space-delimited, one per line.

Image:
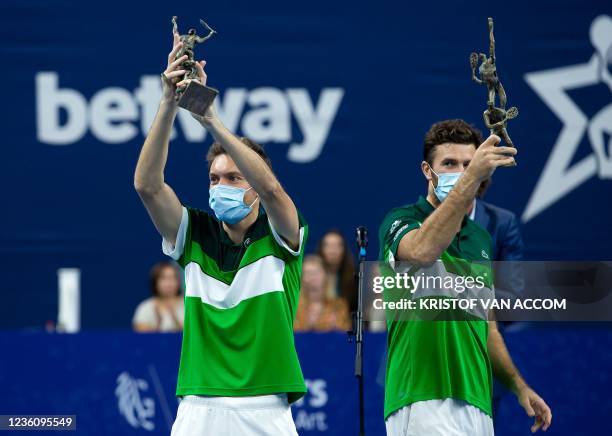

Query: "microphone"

xmin=353 ymin=226 xmax=368 ymax=435
xmin=356 ymin=226 xmax=368 ymax=258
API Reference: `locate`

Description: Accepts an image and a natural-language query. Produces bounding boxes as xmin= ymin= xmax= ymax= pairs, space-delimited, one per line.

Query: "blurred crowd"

xmin=132 ymin=229 xmax=360 ymax=334
xmin=133 ymin=261 xmax=184 ymax=332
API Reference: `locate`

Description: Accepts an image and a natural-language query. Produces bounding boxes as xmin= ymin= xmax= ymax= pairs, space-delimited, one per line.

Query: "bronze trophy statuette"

xmin=171 ymin=16 xmax=218 ymax=115
xmin=471 ymin=17 xmax=518 ymax=164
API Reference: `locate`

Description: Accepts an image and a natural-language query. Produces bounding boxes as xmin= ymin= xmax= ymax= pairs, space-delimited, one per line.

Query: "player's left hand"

xmin=517 ymin=385 xmax=552 ymax=432
xmin=176 ymin=60 xmax=218 ymax=127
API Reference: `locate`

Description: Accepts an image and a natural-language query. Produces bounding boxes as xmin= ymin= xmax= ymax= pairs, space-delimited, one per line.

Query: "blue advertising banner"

xmin=0 ymin=328 xmax=610 ymax=435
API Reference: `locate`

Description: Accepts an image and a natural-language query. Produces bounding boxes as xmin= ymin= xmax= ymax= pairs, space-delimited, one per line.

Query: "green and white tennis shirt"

xmin=379 ymin=196 xmax=495 ymax=420
xmin=162 ymin=205 xmax=308 ymax=403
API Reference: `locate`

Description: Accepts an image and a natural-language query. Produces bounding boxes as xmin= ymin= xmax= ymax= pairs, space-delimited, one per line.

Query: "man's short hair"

xmin=423 ymin=119 xmax=484 ymax=164
xmin=206 ymin=137 xmax=273 ymax=171
xmin=423 ymin=119 xmax=491 ymax=198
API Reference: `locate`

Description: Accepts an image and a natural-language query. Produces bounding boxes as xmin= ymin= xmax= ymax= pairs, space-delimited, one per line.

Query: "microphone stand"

xmin=348 ymin=226 xmax=368 ymax=436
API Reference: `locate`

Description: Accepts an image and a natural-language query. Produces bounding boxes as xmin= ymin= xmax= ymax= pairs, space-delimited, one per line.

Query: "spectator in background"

xmin=317 ymin=230 xmax=357 ymax=313
xmin=294 ymin=255 xmax=351 ymax=332
xmin=133 ymin=261 xmax=184 ymax=332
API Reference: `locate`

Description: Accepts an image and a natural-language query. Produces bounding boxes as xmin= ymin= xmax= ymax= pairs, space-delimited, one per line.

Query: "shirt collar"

xmin=218 ymin=207 xmax=266 ymax=247
xmin=415 ymin=195 xmax=435 ymax=216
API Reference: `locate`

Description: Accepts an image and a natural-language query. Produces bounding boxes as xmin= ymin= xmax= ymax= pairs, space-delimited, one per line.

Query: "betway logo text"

xmin=35 ymin=72 xmax=344 ymax=163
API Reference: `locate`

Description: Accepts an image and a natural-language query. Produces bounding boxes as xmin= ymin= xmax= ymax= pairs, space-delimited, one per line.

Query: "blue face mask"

xmin=430 ymin=167 xmax=463 ymax=202
xmin=209 ymin=184 xmax=258 ymax=224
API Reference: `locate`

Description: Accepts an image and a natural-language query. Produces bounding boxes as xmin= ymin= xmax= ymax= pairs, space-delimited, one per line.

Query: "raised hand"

xmin=465 ymin=134 xmax=517 ymax=182
xmin=176 ymin=60 xmax=219 ymax=127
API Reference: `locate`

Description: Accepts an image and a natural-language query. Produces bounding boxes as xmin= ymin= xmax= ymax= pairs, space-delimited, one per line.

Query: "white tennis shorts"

xmin=170 ymin=394 xmax=298 ymax=436
xmin=385 ymin=398 xmax=494 ymax=436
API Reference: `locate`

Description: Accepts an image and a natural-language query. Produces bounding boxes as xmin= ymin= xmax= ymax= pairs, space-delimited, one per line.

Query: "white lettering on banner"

xmin=90 ymin=88 xmax=138 ymax=143
xmin=306 ymin=379 xmax=328 ymax=408
xmin=287 ymin=88 xmax=345 ymax=163
xmin=292 ymin=378 xmax=328 ymax=432
xmin=294 ymin=410 xmax=328 ymax=432
xmin=242 ymin=87 xmax=291 ymax=143
xmin=36 ymin=73 xmax=87 ymax=144
xmin=35 ymin=72 xmax=344 ymax=163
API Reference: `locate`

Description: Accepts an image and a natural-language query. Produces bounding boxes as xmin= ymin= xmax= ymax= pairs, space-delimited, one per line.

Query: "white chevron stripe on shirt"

xmin=184 ymin=255 xmax=286 ymax=309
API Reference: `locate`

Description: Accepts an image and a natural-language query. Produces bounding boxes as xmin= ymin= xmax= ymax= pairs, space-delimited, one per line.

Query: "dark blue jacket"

xmin=473 ymin=199 xmax=524 ymax=300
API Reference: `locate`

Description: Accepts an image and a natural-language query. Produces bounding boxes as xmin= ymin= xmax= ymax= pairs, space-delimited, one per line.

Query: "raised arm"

xmin=215 ymin=122 xmax=300 ymax=249
xmin=179 ymin=62 xmax=300 ymax=249
xmin=134 ymin=31 xmax=188 ymax=246
xmin=397 ymin=135 xmax=516 ymax=264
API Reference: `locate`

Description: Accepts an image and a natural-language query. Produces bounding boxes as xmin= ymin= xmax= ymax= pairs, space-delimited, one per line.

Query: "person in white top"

xmin=132 ymin=261 xmax=184 ymax=332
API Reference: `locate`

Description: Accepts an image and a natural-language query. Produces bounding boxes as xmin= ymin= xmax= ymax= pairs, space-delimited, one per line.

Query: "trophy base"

xmin=177 ymin=81 xmax=219 ymax=116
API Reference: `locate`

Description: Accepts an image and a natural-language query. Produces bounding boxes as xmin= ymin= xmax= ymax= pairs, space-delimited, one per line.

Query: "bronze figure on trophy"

xmin=166 ymin=16 xmax=219 ymax=115
xmin=471 ymin=17 xmax=518 ymax=153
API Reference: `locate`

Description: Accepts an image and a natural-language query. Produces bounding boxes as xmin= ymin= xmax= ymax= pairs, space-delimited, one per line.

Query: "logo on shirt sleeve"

xmin=389 ymin=219 xmax=401 ymax=234
xmin=392 ymin=224 xmax=411 ymax=242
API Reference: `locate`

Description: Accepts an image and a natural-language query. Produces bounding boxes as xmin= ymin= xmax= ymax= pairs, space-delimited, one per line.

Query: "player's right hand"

xmin=160 ymin=30 xmax=187 ymax=104
xmin=466 ymin=134 xmax=517 ymax=182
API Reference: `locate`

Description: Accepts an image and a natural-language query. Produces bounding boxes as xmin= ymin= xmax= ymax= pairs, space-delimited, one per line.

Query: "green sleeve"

xmin=379 ymin=209 xmax=421 ymax=261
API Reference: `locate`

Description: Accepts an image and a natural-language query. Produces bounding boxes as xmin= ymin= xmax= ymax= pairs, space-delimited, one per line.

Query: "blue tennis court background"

xmin=1 ymin=0 xmax=611 ymax=434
